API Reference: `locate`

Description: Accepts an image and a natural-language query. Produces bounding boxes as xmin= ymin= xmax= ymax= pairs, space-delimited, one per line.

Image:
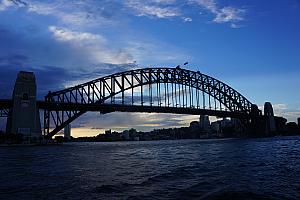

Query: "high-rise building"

xmin=105 ymin=129 xmax=111 ymax=134
xmin=199 ymin=115 xmax=210 ymax=130
xmin=122 ymin=130 xmax=130 ymax=140
xmin=211 ymin=122 xmax=220 ymax=132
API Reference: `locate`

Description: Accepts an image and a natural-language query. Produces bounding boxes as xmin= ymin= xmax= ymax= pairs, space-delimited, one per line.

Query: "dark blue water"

xmin=0 ymin=137 xmax=300 ymax=200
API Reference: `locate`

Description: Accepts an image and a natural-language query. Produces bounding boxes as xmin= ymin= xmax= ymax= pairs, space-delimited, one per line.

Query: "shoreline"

xmin=1 ymin=135 xmax=299 ymax=146
xmin=0 ymin=143 xmax=62 ymax=147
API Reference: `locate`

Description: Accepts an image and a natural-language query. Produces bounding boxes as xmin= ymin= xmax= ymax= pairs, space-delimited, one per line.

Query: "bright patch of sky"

xmin=0 ymin=0 xmax=300 ymax=136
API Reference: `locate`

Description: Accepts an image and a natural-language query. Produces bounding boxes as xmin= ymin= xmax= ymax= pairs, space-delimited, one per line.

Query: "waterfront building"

xmin=211 ymin=121 xmax=221 ymax=137
xmin=129 ymin=128 xmax=138 ymax=140
xmin=190 ymin=121 xmax=199 ymax=129
xmin=219 ymin=118 xmax=231 ymax=128
xmin=122 ymin=130 xmax=130 ymax=140
xmin=211 ymin=121 xmax=220 ymax=132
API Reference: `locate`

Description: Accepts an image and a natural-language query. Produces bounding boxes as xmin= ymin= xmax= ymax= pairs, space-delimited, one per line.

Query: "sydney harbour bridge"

xmin=0 ymin=66 xmax=280 ymax=139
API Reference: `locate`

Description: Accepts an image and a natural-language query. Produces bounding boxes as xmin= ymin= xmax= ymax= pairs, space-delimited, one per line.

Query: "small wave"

xmin=201 ymin=190 xmax=272 ymax=200
xmin=139 ymin=167 xmax=194 ymax=185
xmin=94 ymin=167 xmax=195 ymax=195
xmin=95 ymin=184 xmax=123 ymax=193
xmin=176 ymin=187 xmax=282 ymax=200
xmin=254 ymin=162 xmax=268 ymax=167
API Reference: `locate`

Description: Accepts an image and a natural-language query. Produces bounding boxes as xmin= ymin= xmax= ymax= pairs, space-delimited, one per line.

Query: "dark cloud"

xmin=0 ymin=62 xmax=137 ymax=99
xmin=0 ymin=54 xmax=28 ymax=66
xmin=0 ymin=23 xmax=137 ymax=98
xmin=11 ymin=0 xmax=28 ymax=6
xmin=0 ymin=64 xmax=66 ymax=98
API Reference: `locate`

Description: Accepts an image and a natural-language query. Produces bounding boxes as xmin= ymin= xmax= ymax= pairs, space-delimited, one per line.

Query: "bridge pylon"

xmin=264 ymin=102 xmax=276 ymax=135
xmin=6 ymin=71 xmax=42 ymax=141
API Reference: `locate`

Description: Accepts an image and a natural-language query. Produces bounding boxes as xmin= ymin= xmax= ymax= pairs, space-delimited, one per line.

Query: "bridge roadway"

xmin=0 ymin=99 xmax=253 ymax=119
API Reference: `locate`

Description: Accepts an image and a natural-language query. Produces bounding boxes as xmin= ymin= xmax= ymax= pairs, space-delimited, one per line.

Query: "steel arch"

xmin=44 ymin=67 xmax=259 ymax=138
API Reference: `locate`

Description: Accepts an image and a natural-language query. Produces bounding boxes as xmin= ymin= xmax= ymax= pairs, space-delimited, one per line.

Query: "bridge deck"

xmin=0 ymin=99 xmax=255 ymax=119
xmin=38 ymin=101 xmax=251 ymax=119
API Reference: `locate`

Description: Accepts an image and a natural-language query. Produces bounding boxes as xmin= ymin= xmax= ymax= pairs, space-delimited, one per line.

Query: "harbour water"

xmin=0 ymin=136 xmax=300 ymax=199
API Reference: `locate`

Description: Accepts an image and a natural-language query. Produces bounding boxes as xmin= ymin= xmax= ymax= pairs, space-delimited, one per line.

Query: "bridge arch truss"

xmin=44 ymin=67 xmax=259 ymax=138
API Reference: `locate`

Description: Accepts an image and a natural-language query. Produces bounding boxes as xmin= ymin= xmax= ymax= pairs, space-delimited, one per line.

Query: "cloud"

xmin=282 ymin=111 xmax=300 ymax=121
xmin=271 ymin=103 xmax=298 ymax=122
xmin=0 ymin=24 xmax=135 ymax=69
xmin=125 ymin=0 xmax=246 ymax=26
xmin=0 ymin=0 xmax=27 ymax=11
xmin=0 ymin=15 xmax=188 ymax=75
xmin=2 ymin=0 xmax=123 ymax=27
xmin=0 ymin=62 xmax=68 ymax=98
xmin=182 ymin=17 xmax=193 ymax=22
xmin=190 ymin=0 xmax=245 ymax=27
xmin=3 ymin=0 xmax=246 ymax=27
xmin=125 ymin=0 xmax=180 ymax=18
xmin=272 ymin=103 xmax=288 ymax=111
xmin=0 ymin=52 xmax=136 ymax=99
xmin=230 ymin=23 xmax=242 ymax=29
xmin=213 ymin=6 xmax=245 ymax=23
xmin=0 ymin=0 xmax=12 ymax=11
xmin=48 ymin=26 xmax=133 ymax=64
xmin=48 ymin=26 xmax=106 ymax=43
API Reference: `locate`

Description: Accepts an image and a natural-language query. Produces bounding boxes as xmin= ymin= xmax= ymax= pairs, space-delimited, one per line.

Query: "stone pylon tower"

xmin=6 ymin=71 xmax=41 ymax=140
xmin=264 ymin=102 xmax=276 ymax=135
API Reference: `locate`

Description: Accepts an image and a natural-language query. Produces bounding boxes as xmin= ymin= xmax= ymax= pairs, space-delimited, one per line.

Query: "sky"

xmin=0 ymin=0 xmax=299 ymax=137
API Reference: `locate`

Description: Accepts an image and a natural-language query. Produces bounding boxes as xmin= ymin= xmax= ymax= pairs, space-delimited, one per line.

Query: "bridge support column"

xmin=6 ymin=71 xmax=41 ymax=141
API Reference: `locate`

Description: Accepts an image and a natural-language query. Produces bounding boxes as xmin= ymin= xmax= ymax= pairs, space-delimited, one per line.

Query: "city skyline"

xmin=0 ymin=0 xmax=299 ymax=137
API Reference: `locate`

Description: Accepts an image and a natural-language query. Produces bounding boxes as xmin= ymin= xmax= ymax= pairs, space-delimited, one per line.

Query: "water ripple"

xmin=0 ymin=136 xmax=300 ymax=199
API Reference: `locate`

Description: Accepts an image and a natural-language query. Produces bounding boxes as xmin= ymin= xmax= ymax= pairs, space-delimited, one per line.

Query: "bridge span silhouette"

xmin=1 ymin=67 xmax=280 ymax=140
